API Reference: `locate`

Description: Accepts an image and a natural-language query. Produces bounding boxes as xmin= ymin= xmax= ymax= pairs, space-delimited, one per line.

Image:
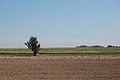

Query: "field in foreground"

xmin=0 ymin=53 xmax=120 ymax=80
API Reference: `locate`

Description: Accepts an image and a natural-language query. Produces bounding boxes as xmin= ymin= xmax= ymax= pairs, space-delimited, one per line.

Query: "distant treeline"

xmin=76 ymin=45 xmax=120 ymax=48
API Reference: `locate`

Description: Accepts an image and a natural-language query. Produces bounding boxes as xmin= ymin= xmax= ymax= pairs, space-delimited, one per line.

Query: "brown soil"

xmin=0 ymin=53 xmax=120 ymax=80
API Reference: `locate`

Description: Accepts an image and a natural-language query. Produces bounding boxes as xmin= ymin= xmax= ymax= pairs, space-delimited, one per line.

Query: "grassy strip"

xmin=42 ymin=47 xmax=120 ymax=50
xmin=0 ymin=48 xmax=32 ymax=54
xmin=0 ymin=48 xmax=120 ymax=54
xmin=40 ymin=47 xmax=120 ymax=54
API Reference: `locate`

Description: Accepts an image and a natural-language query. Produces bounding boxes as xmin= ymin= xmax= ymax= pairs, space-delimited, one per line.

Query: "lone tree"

xmin=24 ymin=37 xmax=40 ymax=56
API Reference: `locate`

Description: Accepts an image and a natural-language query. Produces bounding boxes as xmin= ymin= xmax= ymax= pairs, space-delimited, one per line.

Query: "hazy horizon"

xmin=0 ymin=0 xmax=120 ymax=48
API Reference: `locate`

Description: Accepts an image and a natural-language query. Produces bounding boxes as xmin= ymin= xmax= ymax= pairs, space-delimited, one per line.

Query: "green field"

xmin=0 ymin=47 xmax=120 ymax=54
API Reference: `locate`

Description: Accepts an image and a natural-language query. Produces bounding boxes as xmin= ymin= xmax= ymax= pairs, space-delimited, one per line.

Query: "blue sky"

xmin=0 ymin=0 xmax=120 ymax=48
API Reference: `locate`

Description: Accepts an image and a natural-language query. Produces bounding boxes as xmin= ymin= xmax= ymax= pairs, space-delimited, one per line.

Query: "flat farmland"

xmin=0 ymin=53 xmax=120 ymax=80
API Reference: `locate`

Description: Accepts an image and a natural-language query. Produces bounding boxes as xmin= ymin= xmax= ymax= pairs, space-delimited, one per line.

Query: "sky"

xmin=0 ymin=0 xmax=120 ymax=48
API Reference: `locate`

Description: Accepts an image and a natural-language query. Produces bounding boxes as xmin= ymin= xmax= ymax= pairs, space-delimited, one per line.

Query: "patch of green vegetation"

xmin=0 ymin=47 xmax=120 ymax=54
xmin=0 ymin=48 xmax=31 ymax=54
xmin=40 ymin=47 xmax=120 ymax=54
xmin=0 ymin=48 xmax=30 ymax=51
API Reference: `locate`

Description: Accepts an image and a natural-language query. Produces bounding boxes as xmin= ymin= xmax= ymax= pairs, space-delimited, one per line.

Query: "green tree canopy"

xmin=25 ymin=37 xmax=40 ymax=56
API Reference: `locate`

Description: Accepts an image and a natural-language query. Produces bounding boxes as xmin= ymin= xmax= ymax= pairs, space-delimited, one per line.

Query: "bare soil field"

xmin=0 ymin=53 xmax=120 ymax=80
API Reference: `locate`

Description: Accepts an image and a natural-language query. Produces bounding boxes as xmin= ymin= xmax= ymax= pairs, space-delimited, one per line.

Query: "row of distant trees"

xmin=107 ymin=45 xmax=120 ymax=48
xmin=76 ymin=45 xmax=120 ymax=48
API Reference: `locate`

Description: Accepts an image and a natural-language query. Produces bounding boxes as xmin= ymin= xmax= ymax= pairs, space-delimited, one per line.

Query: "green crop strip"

xmin=0 ymin=48 xmax=120 ymax=54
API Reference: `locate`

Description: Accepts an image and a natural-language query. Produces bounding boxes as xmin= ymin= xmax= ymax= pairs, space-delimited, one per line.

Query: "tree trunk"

xmin=33 ymin=51 xmax=37 ymax=56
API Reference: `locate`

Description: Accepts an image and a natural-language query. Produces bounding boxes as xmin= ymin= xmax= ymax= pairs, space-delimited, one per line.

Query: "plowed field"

xmin=0 ymin=53 xmax=120 ymax=80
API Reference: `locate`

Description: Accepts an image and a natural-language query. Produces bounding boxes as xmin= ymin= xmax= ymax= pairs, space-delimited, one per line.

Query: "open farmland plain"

xmin=0 ymin=53 xmax=120 ymax=80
